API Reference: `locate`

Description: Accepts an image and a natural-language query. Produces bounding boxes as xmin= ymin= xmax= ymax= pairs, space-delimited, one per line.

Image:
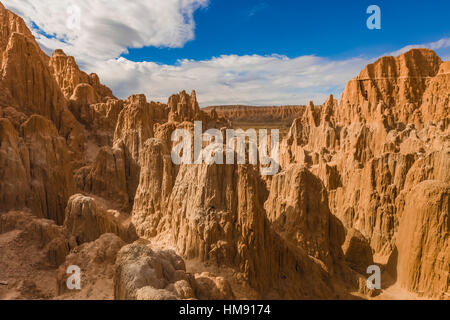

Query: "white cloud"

xmin=96 ymin=39 xmax=448 ymax=107
xmin=3 ymin=1 xmax=449 ymax=107
xmin=248 ymin=2 xmax=269 ymax=17
xmin=94 ymin=54 xmax=369 ymax=106
xmin=3 ymin=0 xmax=208 ymax=68
xmin=389 ymin=37 xmax=450 ymax=58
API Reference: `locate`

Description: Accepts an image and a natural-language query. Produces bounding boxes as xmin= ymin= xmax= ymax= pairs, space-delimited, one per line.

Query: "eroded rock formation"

xmin=281 ymin=48 xmax=449 ymax=298
xmin=204 ymin=105 xmax=304 ymax=124
xmin=0 ymin=2 xmax=447 ymax=301
xmin=114 ymin=242 xmax=235 ymax=300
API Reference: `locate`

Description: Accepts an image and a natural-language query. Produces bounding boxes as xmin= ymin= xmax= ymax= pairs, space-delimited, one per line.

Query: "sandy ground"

xmin=0 ymin=230 xmax=57 ymax=300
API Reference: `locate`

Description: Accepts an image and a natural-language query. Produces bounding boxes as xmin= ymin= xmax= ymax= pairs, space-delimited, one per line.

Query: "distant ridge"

xmin=203 ymin=105 xmax=305 ymax=124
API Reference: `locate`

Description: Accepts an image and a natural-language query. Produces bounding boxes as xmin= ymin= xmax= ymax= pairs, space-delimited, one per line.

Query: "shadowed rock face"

xmin=0 ymin=115 xmax=75 ymax=224
xmin=0 ymin=2 xmax=448 ymax=300
xmin=265 ymin=165 xmax=334 ymax=265
xmin=342 ymin=229 xmax=374 ymax=275
xmin=20 ymin=115 xmax=75 ymax=224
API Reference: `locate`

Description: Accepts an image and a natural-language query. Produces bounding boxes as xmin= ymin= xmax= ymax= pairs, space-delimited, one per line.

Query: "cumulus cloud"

xmin=95 ymin=54 xmax=369 ymax=106
xmin=3 ymin=1 xmax=449 ymax=106
xmin=4 ymin=0 xmax=208 ymax=67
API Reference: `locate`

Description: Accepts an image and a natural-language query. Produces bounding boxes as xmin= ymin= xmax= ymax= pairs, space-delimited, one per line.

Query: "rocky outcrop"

xmin=68 ymin=84 xmax=122 ymax=146
xmin=193 ymin=273 xmax=235 ymax=300
xmin=265 ymin=165 xmax=334 ymax=265
xmin=403 ymin=149 xmax=450 ymax=192
xmin=132 ymin=139 xmax=175 ymax=237
xmin=0 ymin=3 xmax=88 ymax=169
xmin=114 ymin=94 xmax=156 ymax=161
xmin=155 ymin=159 xmax=343 ymax=298
xmin=21 ymin=115 xmax=75 ymax=224
xmin=0 ymin=118 xmax=32 ymax=213
xmin=396 ymin=181 xmax=449 ymax=299
xmin=0 ymin=211 xmax=70 ymax=267
xmin=114 ymin=242 xmax=234 ymax=300
xmin=0 ymin=3 xmax=35 ymax=54
xmin=420 ymin=61 xmax=450 ymax=126
xmin=57 ymin=233 xmax=125 ymax=298
xmin=76 ymin=146 xmax=130 ymax=210
xmin=0 ymin=106 xmax=28 ymax=129
xmin=0 ymin=115 xmax=75 ymax=225
xmin=49 ymin=49 xmax=114 ymax=101
xmin=114 ymin=243 xmax=191 ymax=300
xmin=280 ymin=48 xmax=449 ymax=299
xmin=63 ymin=194 xmax=137 ymax=245
xmin=339 ymin=49 xmax=444 ymax=126
xmin=0 ymin=10 xmax=66 ymax=128
xmin=342 ymin=229 xmax=374 ymax=275
xmin=113 ymin=95 xmax=160 ymax=202
xmin=113 ymin=91 xmax=225 ymax=211
xmin=168 ymin=90 xmax=202 ymax=122
xmin=280 ymin=97 xmax=339 ymax=168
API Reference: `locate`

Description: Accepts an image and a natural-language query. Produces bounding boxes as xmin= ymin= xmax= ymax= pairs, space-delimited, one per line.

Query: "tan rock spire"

xmin=339 ymin=48 xmax=443 ymax=125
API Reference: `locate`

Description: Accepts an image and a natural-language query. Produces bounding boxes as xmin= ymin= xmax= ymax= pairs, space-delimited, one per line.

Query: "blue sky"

xmin=123 ymin=0 xmax=450 ymax=64
xmin=5 ymin=0 xmax=450 ymax=106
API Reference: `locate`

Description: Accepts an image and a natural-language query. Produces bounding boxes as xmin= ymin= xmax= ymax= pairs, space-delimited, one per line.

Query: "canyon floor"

xmin=0 ymin=3 xmax=448 ymax=300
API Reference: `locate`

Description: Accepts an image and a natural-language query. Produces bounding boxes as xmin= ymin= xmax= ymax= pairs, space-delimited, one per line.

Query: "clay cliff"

xmin=0 ymin=2 xmax=448 ymax=300
xmin=203 ymin=105 xmax=305 ymax=124
xmin=281 ymin=48 xmax=449 ymax=299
